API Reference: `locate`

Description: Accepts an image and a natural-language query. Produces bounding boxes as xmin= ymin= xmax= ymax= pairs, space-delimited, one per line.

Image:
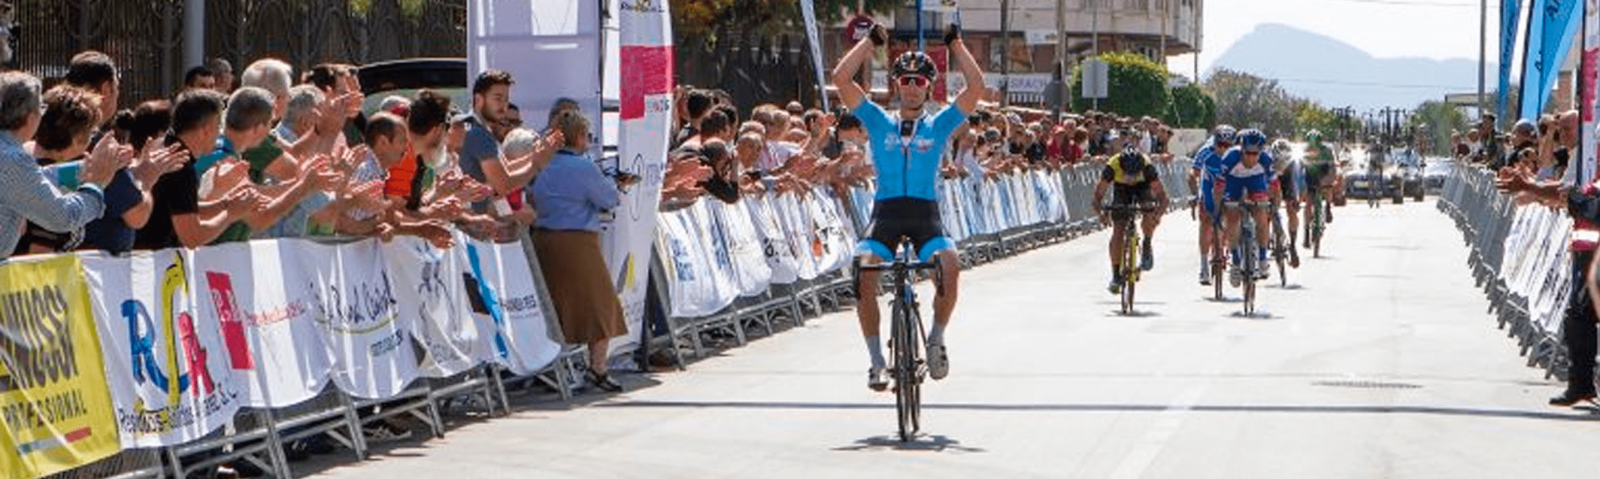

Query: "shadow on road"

xmin=596 ymin=399 xmax=1600 ymax=422
xmin=833 ymin=434 xmax=987 ymax=454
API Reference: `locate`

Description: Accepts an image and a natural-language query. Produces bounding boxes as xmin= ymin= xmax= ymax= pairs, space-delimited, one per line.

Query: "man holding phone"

xmin=832 ymin=21 xmax=986 ymax=391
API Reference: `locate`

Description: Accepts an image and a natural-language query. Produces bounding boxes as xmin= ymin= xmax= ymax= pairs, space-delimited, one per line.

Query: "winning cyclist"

xmin=1189 ymin=125 xmax=1236 ymax=285
xmin=1096 ymin=143 xmax=1170 ymax=294
xmin=1212 ymin=129 xmax=1275 ymax=284
xmin=832 ymin=22 xmax=984 ymax=391
xmin=1301 ymin=130 xmax=1337 ymax=244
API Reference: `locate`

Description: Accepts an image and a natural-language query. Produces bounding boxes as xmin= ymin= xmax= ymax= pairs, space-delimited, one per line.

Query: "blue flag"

xmin=1500 ymin=0 xmax=1524 ymax=123
xmin=1520 ymin=0 xmax=1582 ymax=121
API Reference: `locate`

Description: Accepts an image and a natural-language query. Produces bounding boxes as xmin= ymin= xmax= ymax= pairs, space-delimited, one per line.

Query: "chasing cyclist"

xmin=1272 ymin=138 xmax=1302 ymax=267
xmin=1301 ymin=130 xmax=1338 ymax=245
xmin=1096 ymin=143 xmax=1170 ymax=294
xmin=832 ymin=22 xmax=984 ymax=391
xmin=1189 ymin=125 xmax=1236 ymax=285
xmin=1212 ymin=129 xmax=1275 ymax=284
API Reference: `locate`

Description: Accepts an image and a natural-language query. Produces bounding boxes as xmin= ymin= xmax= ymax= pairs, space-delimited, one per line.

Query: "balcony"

xmin=946 ymin=0 xmax=1200 ymax=54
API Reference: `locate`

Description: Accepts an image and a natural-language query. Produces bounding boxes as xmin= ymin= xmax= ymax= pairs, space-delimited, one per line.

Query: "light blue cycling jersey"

xmin=854 ymin=100 xmax=968 ymax=201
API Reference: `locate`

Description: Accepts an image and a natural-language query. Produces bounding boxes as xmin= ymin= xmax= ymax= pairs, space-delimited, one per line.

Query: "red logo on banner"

xmin=621 ymin=45 xmax=675 ymax=120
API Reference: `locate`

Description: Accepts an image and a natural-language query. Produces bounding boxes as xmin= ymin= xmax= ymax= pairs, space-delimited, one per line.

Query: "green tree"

xmin=1408 ymin=100 xmax=1467 ymax=156
xmin=1203 ymin=68 xmax=1298 ymax=137
xmin=1167 ymin=82 xmax=1215 ymax=129
xmin=1292 ymin=100 xmax=1337 ymax=138
xmin=1070 ymin=51 xmax=1172 ymax=119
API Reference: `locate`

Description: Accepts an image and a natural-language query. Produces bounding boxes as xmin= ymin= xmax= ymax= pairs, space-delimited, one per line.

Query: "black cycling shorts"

xmin=859 ymin=197 xmax=954 ymax=261
xmin=1108 ymin=184 xmax=1156 ymax=221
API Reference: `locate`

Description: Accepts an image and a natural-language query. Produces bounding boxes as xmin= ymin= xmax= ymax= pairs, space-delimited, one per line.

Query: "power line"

xmin=1271 ymin=77 xmax=1476 ymax=90
xmin=1314 ymin=0 xmax=1478 ymax=7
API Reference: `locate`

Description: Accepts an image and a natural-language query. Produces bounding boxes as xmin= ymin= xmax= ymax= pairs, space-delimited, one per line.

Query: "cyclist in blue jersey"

xmin=833 ymin=22 xmax=985 ymax=391
xmin=1187 ymin=125 xmax=1235 ymax=285
xmin=1212 ymin=129 xmax=1275 ymax=284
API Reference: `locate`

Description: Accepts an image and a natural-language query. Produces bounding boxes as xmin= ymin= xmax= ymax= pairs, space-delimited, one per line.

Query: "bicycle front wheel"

xmin=891 ymin=295 xmax=920 ymax=442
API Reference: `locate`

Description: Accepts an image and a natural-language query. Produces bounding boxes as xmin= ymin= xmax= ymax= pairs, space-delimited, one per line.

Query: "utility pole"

xmin=1478 ymin=0 xmax=1487 ymax=117
xmin=1054 ymin=0 xmax=1067 ymax=121
xmin=1001 ymin=0 xmax=1011 ymax=107
xmin=1160 ymin=0 xmax=1168 ymax=67
xmin=1092 ymin=0 xmax=1100 ymax=110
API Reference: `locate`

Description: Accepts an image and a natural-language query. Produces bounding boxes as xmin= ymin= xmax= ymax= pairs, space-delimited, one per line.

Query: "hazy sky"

xmin=1167 ymin=0 xmax=1494 ymax=76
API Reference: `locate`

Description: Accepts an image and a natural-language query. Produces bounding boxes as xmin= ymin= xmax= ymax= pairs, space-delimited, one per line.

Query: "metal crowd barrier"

xmin=35 ymin=232 xmax=572 ymax=479
xmin=1437 ymin=166 xmax=1575 ymax=380
xmin=644 ymin=158 xmax=1196 ymax=367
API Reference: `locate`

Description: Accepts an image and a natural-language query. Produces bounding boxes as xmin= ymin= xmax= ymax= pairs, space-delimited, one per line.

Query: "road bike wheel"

xmin=1122 ymin=231 xmax=1138 ymax=315
xmin=907 ymin=308 xmax=924 ymax=435
xmin=891 ymin=298 xmax=914 ymax=442
xmin=1271 ymin=215 xmax=1288 ymax=287
xmin=1243 ymin=245 xmax=1257 ymax=316
xmin=1211 ymin=251 xmax=1225 ymax=301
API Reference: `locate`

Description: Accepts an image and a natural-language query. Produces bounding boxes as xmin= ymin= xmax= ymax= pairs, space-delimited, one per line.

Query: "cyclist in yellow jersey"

xmin=1095 ymin=144 xmax=1170 ymax=294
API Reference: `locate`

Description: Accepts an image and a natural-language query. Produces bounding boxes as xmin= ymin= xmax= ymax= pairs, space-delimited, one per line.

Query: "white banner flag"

xmin=295 ymin=240 xmax=419 ymax=400
xmin=192 ymin=241 xmax=333 ymax=409
xmin=609 ymin=0 xmax=675 ymax=359
xmin=85 ymin=250 xmax=247 ymax=448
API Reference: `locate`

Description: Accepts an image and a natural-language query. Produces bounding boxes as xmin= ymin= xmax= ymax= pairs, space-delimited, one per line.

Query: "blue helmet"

xmin=1213 ymin=124 xmax=1238 ymax=145
xmin=1238 ymin=128 xmax=1268 ymax=151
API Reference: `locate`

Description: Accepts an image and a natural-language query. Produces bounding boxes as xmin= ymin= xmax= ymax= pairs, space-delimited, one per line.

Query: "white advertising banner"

xmin=463 ymin=239 xmax=562 ymax=376
xmin=84 ymin=251 xmax=247 ymax=448
xmin=712 ymin=199 xmax=772 ymax=297
xmin=383 ymin=236 xmax=491 ymax=379
xmin=294 ymin=240 xmax=419 ymax=400
xmin=192 ymin=241 xmax=333 ymax=409
xmin=607 ymin=0 xmax=675 ymax=359
xmin=750 ymin=195 xmax=801 ymax=285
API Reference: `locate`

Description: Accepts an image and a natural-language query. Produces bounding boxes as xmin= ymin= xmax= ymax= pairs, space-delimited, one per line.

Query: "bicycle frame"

xmin=857 ymin=241 xmax=940 ymax=441
xmin=1105 ymin=203 xmax=1155 ymax=314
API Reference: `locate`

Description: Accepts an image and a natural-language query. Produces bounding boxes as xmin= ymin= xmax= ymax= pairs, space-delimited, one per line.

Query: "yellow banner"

xmin=0 ymin=255 xmax=119 ymax=479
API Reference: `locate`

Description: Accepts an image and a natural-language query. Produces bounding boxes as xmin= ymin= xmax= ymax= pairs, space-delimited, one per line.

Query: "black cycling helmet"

xmin=1118 ymin=143 xmax=1144 ymax=171
xmin=892 ymin=51 xmax=938 ymax=80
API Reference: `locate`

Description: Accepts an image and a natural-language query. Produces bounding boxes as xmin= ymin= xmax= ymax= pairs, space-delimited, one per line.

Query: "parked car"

xmin=357 ymin=58 xmax=470 ymax=117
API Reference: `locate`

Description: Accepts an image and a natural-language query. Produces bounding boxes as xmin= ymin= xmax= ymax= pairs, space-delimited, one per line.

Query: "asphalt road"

xmin=305 ymin=200 xmax=1596 ymax=479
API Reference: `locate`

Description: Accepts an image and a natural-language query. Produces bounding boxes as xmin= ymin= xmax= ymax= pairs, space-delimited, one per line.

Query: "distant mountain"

xmin=1209 ymin=24 xmax=1486 ymax=111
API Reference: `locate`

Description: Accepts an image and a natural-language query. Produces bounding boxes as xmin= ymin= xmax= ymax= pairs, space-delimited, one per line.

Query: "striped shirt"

xmin=0 ymin=132 xmax=105 ymax=259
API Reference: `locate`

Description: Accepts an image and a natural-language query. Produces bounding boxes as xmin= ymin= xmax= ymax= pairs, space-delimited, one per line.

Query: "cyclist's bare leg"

xmin=855 ymin=254 xmax=884 ymax=339
xmin=1224 ymin=206 xmax=1243 ymax=261
xmin=1252 ymin=204 xmax=1271 ymax=248
xmin=933 ymin=249 xmax=959 ymax=329
xmin=1141 ymin=210 xmax=1160 ymax=245
xmin=1109 ymin=224 xmax=1127 ymax=272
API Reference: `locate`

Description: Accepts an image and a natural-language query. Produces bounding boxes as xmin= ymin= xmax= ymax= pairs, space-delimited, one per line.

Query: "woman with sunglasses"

xmin=830 ymin=21 xmax=986 ymax=392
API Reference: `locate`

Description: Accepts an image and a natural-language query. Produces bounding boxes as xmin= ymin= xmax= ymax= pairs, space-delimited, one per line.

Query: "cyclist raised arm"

xmin=833 ymin=22 xmax=984 ymax=391
xmin=1096 ymin=143 xmax=1169 ymax=294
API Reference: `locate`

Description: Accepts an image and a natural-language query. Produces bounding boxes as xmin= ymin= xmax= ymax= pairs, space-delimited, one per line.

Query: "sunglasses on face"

xmin=898 ymin=76 xmax=930 ymax=88
xmin=1244 ymin=149 xmax=1261 ymax=155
